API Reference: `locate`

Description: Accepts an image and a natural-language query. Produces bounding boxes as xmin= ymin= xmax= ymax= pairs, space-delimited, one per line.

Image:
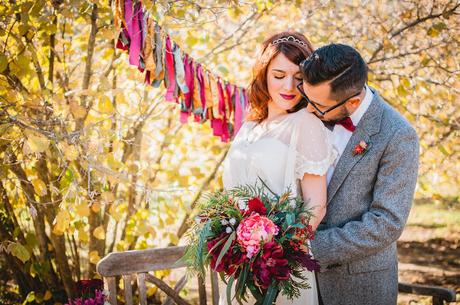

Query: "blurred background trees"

xmin=0 ymin=0 xmax=458 ymax=303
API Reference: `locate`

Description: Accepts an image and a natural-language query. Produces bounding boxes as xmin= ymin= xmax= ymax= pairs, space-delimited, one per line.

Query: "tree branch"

xmin=176 ymin=147 xmax=229 ymax=241
xmin=76 ymin=3 xmax=98 ymax=130
xmin=368 ymin=3 xmax=459 ymax=62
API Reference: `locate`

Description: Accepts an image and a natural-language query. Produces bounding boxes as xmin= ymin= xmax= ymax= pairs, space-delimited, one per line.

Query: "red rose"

xmin=251 ymin=242 xmax=290 ymax=289
xmin=246 ymin=197 xmax=267 ymax=215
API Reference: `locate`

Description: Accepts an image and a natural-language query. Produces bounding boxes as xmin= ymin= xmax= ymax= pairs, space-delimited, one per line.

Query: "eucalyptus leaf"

xmin=215 ymin=231 xmax=235 ymax=269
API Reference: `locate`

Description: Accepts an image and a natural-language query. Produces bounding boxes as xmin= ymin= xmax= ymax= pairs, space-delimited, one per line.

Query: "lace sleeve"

xmin=287 ymin=110 xmax=337 ymax=179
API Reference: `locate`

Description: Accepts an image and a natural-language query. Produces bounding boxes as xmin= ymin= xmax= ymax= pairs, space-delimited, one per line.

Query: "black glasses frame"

xmin=296 ymin=83 xmax=362 ymax=116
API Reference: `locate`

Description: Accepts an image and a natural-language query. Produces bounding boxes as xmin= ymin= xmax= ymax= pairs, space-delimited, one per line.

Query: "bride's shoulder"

xmin=287 ymin=109 xmax=322 ymax=126
xmin=240 ymin=120 xmax=257 ymax=130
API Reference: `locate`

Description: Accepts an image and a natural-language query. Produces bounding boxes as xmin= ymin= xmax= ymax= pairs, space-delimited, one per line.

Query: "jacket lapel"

xmin=327 ymin=89 xmax=384 ymax=205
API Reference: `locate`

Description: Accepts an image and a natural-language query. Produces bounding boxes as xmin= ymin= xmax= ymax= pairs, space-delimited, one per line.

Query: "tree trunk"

xmin=0 ymin=182 xmax=46 ymax=298
xmin=88 ymin=201 xmax=105 ymax=278
xmin=6 ymin=150 xmax=61 ymax=291
xmin=36 ymin=156 xmax=76 ymax=298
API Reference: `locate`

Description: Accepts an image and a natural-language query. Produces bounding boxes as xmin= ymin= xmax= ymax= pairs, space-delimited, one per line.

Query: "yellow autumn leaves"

xmin=23 ymin=130 xmax=80 ymax=162
xmin=24 ymin=130 xmax=50 ymax=154
xmin=53 ymin=209 xmax=71 ymax=235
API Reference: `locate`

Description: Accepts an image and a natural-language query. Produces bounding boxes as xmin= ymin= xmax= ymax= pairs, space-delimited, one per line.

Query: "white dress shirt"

xmin=326 ymin=86 xmax=373 ymax=185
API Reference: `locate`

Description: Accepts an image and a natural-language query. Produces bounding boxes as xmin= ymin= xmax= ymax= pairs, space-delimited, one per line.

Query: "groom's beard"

xmin=316 ymin=107 xmax=351 ymax=124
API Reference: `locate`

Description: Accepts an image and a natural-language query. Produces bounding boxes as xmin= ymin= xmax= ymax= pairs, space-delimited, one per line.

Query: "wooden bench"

xmin=96 ymin=246 xmax=219 ymax=305
xmin=398 ymin=282 xmax=456 ymax=305
xmin=97 ymin=246 xmax=456 ymax=305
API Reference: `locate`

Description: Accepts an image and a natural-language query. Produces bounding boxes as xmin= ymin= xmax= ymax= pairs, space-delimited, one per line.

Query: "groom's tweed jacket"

xmin=310 ymin=88 xmax=419 ymax=305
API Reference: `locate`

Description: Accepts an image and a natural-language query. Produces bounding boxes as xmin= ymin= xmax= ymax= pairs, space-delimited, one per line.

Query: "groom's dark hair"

xmin=300 ymin=43 xmax=368 ymax=100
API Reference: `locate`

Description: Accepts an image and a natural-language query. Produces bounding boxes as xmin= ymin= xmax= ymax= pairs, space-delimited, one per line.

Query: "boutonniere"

xmin=353 ymin=140 xmax=369 ymax=156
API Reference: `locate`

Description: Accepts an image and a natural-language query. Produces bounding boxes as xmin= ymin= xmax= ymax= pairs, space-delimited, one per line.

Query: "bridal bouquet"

xmin=182 ymin=182 xmax=320 ymax=305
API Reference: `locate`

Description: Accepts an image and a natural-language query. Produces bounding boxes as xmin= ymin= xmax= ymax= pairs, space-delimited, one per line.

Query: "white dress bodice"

xmin=220 ymin=109 xmax=337 ymax=305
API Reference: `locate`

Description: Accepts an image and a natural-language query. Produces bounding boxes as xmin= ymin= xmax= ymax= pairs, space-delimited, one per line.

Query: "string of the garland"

xmin=112 ymin=0 xmax=249 ymax=142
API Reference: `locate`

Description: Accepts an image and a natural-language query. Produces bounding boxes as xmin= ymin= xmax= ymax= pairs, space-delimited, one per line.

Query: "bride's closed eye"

xmin=273 ymin=75 xmax=302 ymax=81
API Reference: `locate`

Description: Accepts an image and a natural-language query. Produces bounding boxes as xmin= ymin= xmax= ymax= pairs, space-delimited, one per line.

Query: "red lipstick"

xmin=280 ymin=94 xmax=296 ymax=100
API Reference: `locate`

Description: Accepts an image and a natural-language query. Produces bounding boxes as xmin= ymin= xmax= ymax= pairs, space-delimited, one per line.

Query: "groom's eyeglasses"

xmin=296 ymin=83 xmax=362 ymax=116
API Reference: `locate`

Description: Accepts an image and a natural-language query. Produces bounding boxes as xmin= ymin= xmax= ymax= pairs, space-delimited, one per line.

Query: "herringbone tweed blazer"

xmin=310 ymin=88 xmax=419 ymax=305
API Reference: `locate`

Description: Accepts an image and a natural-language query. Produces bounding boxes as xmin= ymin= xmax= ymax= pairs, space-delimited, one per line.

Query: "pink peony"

xmin=236 ymin=213 xmax=279 ymax=258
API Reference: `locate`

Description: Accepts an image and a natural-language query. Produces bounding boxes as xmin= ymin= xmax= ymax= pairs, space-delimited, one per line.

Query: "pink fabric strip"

xmin=217 ymin=79 xmax=230 ymax=142
xmin=211 ymin=119 xmax=223 ymax=137
xmin=137 ymin=6 xmax=145 ymax=73
xmin=126 ymin=0 xmax=141 ymax=67
xmin=183 ymin=54 xmax=194 ymax=110
xmin=180 ymin=111 xmax=189 ymax=124
xmin=164 ymin=36 xmax=176 ymax=101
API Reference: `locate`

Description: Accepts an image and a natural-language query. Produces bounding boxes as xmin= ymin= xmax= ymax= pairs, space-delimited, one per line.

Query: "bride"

xmin=221 ymin=31 xmax=337 ymax=305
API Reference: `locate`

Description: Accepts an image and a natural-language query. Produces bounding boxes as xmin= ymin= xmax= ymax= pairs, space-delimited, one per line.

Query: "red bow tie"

xmin=336 ymin=117 xmax=356 ymax=132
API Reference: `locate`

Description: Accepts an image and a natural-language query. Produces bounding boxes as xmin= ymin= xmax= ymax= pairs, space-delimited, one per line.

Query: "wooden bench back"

xmin=97 ymin=246 xmax=456 ymax=305
xmin=97 ymin=246 xmax=220 ymax=305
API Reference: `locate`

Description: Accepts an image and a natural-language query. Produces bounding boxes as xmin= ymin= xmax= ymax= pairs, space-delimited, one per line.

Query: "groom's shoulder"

xmin=374 ymin=91 xmax=417 ymax=138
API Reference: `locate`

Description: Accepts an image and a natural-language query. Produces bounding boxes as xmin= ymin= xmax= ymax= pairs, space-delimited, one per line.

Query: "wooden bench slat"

xmin=97 ymin=246 xmax=186 ymax=277
xmin=398 ymin=282 xmax=456 ymax=302
xmin=210 ymin=271 xmax=220 ymax=305
xmin=138 ymin=273 xmax=147 ymax=305
xmin=105 ymin=276 xmax=117 ymax=305
xmin=123 ymin=274 xmax=133 ymax=305
xmin=145 ymin=273 xmax=191 ymax=305
xmin=198 ymin=275 xmax=207 ymax=305
xmin=162 ymin=275 xmax=188 ymax=305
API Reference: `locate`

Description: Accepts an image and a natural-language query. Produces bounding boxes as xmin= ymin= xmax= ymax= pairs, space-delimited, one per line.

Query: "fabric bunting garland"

xmin=113 ymin=0 xmax=249 ymax=142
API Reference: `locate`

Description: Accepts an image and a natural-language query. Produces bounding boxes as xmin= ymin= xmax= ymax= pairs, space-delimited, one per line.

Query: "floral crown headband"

xmin=271 ymin=35 xmax=309 ymax=48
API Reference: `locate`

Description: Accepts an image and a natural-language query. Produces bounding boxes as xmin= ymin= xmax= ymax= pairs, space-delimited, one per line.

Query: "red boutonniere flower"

xmin=353 ymin=140 xmax=368 ymax=156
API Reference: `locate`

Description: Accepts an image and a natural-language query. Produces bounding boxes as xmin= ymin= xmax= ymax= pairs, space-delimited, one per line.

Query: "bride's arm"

xmin=288 ymin=110 xmax=335 ymax=231
xmin=300 ymin=173 xmax=327 ymax=231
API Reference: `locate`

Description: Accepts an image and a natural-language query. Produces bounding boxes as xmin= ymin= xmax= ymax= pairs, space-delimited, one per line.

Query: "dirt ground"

xmin=397 ymin=225 xmax=459 ymax=304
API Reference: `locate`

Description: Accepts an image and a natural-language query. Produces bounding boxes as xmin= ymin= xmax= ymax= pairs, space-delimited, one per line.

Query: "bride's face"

xmin=266 ymin=53 xmax=303 ymax=116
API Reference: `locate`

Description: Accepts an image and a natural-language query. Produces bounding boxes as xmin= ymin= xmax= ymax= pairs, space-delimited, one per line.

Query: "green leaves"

xmin=196 ymin=220 xmax=213 ymax=274
xmin=215 ymin=231 xmax=235 ymax=268
xmin=8 ymin=242 xmax=31 ymax=263
xmin=226 ymin=275 xmax=235 ymax=305
xmin=262 ymin=282 xmax=278 ymax=305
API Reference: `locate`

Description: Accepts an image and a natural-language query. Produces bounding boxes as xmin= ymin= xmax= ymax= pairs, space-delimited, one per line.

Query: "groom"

xmin=298 ymin=44 xmax=419 ymax=305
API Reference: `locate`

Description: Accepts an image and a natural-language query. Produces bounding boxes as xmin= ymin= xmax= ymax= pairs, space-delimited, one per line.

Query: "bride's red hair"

xmin=246 ymin=31 xmax=314 ymax=122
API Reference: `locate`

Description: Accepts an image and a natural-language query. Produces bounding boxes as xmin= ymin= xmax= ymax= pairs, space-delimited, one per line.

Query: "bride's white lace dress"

xmin=221 ymin=109 xmax=337 ymax=305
